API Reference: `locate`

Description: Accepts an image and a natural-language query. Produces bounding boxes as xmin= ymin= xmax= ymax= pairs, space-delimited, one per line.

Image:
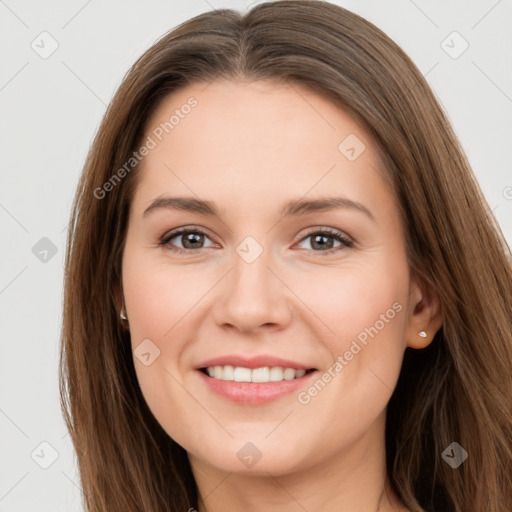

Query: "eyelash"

xmin=158 ymin=226 xmax=354 ymax=255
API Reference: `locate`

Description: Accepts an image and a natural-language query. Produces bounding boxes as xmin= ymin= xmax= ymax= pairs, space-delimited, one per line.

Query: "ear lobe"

xmin=114 ymin=280 xmax=123 ymax=313
xmin=405 ymin=278 xmax=443 ymax=349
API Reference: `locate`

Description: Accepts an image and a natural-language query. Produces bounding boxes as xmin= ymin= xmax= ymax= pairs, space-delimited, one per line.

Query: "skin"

xmin=117 ymin=79 xmax=442 ymax=511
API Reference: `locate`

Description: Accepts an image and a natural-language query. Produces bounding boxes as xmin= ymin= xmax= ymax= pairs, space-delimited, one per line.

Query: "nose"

xmin=212 ymin=250 xmax=293 ymax=334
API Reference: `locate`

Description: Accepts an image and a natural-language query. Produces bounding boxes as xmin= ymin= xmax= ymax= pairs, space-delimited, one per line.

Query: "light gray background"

xmin=1 ymin=1 xmax=511 ymax=510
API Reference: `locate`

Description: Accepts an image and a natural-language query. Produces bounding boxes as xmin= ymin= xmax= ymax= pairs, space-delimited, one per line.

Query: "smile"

xmin=201 ymin=365 xmax=315 ymax=383
xmin=196 ymin=367 xmax=319 ymax=405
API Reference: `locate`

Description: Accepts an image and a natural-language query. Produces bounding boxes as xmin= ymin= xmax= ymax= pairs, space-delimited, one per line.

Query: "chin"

xmin=187 ymin=437 xmax=314 ymax=477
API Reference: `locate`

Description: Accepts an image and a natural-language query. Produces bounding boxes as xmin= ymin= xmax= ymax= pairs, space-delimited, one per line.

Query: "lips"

xmin=194 ymin=354 xmax=319 ymax=405
xmin=195 ymin=354 xmax=316 ymax=371
xmin=196 ymin=366 xmax=318 ymax=405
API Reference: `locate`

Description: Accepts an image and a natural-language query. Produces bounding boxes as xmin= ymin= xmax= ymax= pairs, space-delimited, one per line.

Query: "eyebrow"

xmin=143 ymin=195 xmax=375 ymax=221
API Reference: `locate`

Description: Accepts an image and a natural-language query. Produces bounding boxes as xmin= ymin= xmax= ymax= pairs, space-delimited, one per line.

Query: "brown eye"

xmin=159 ymin=228 xmax=215 ymax=253
xmin=296 ymin=228 xmax=353 ymax=253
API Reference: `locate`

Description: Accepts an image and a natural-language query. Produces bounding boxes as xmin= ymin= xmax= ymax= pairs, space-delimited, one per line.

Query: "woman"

xmin=59 ymin=1 xmax=512 ymax=511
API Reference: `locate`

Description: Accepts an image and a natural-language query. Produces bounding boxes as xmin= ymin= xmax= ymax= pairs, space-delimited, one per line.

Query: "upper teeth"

xmin=206 ymin=366 xmax=307 ymax=382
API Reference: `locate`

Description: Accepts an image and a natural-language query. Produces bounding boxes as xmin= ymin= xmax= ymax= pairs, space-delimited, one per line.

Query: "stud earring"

xmin=120 ymin=308 xmax=127 ymax=321
xmin=418 ymin=330 xmax=427 ymax=338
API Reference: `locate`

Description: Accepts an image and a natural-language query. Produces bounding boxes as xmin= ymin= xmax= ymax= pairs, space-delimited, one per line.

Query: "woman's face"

xmin=121 ymin=79 xmax=427 ymax=476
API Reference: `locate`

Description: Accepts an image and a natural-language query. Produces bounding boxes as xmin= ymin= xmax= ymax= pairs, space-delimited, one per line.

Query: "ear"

xmin=114 ymin=279 xmax=124 ymax=313
xmin=405 ymin=276 xmax=443 ymax=349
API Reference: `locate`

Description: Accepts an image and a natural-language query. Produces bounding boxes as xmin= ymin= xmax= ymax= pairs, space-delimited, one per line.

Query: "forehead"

xmin=132 ymin=79 xmax=393 ymax=220
xmin=143 ymin=79 xmax=373 ymax=162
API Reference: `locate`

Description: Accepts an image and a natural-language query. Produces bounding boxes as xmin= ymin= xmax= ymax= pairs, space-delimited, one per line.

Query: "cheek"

xmin=122 ymin=249 xmax=216 ymax=441
xmin=288 ymin=268 xmax=407 ymax=457
xmin=122 ymin=249 xmax=203 ymax=342
xmin=289 ymin=258 xmax=407 ymax=346
xmin=123 ymin=265 xmax=191 ymax=445
xmin=292 ymin=259 xmax=408 ymax=404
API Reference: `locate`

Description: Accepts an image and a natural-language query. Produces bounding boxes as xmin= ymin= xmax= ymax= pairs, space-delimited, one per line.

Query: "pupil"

xmin=183 ymin=233 xmax=203 ymax=249
xmin=312 ymin=234 xmax=333 ymax=250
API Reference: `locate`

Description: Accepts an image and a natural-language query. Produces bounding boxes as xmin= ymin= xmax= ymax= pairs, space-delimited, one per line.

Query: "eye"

xmin=159 ymin=227 xmax=216 ymax=254
xmin=159 ymin=226 xmax=354 ymax=255
xmin=295 ymin=228 xmax=353 ymax=254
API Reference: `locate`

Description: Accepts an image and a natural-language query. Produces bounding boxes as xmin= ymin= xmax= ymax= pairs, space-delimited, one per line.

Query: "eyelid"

xmin=158 ymin=225 xmax=354 ymax=254
xmin=294 ymin=226 xmax=354 ymax=252
xmin=159 ymin=225 xmax=216 ymax=249
xmin=298 ymin=226 xmax=353 ymax=242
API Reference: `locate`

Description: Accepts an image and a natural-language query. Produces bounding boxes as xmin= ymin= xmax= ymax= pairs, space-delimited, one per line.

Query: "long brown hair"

xmin=59 ymin=1 xmax=512 ymax=510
